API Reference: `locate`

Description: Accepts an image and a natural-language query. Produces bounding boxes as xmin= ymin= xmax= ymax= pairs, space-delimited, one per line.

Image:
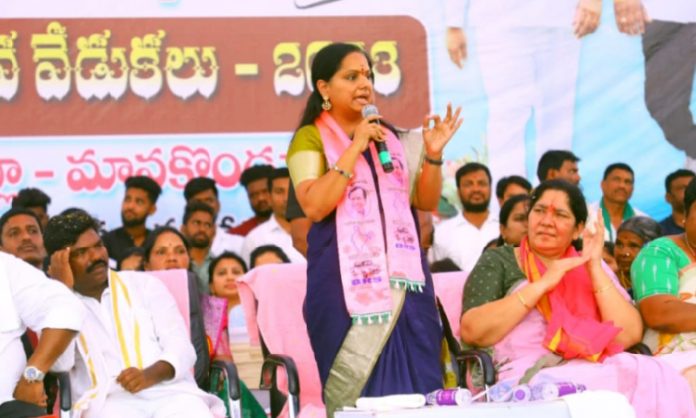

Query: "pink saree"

xmin=494 ymin=281 xmax=696 ymax=418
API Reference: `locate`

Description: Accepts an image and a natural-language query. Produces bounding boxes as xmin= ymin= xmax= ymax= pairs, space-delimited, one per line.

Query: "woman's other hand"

xmin=538 ymin=254 xmax=591 ymax=292
xmin=422 ymin=103 xmax=463 ymax=159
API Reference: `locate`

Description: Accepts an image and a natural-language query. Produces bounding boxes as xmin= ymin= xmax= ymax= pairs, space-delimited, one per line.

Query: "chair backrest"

xmin=146 ymin=268 xmax=192 ymax=332
xmin=237 ymin=263 xmax=325 ymax=416
xmin=432 ymin=271 xmax=469 ymax=340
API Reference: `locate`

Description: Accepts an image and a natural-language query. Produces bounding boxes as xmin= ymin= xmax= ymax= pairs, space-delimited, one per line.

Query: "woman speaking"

xmin=287 ymin=42 xmax=462 ymax=415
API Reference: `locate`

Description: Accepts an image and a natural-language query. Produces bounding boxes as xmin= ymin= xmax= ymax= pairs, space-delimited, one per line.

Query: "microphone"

xmin=361 ymin=104 xmax=393 ymax=173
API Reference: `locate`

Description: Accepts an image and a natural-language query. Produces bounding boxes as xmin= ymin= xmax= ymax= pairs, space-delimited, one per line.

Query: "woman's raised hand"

xmin=582 ymin=209 xmax=606 ymax=264
xmin=539 ymin=253 xmax=591 ymax=293
xmin=422 ymin=103 xmax=463 ymax=158
xmin=351 ymin=113 xmax=385 ymax=153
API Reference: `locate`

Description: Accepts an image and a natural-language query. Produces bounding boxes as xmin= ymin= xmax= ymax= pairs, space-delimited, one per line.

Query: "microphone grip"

xmin=374 ymin=140 xmax=394 ymax=173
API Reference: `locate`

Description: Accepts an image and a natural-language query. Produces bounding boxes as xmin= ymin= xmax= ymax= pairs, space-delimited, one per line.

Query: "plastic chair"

xmin=147 ymin=269 xmax=243 ymax=418
xmin=50 ymin=269 xmax=242 ymax=418
xmin=432 ymin=271 xmax=469 ymax=341
xmin=238 ymin=263 xmax=323 ymax=418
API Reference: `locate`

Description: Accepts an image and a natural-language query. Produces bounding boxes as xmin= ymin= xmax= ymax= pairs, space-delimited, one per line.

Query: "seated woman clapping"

xmin=460 ymin=180 xmax=695 ymax=417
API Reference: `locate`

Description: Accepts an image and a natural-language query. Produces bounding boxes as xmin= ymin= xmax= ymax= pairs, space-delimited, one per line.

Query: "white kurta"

xmin=240 ymin=214 xmax=306 ymax=266
xmin=69 ymin=270 xmax=224 ymax=418
xmin=431 ymin=213 xmax=500 ymax=272
xmin=0 ymin=252 xmax=84 ymax=406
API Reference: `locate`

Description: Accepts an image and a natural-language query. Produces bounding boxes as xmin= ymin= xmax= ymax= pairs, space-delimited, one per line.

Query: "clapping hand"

xmin=582 ymin=209 xmax=607 ymax=264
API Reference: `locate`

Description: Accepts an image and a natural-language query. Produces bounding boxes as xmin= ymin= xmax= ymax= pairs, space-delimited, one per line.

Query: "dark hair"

xmin=493 ymin=194 xmax=531 ymax=247
xmin=267 ymin=167 xmax=290 ymax=192
xmin=684 ymin=177 xmax=696 ymax=215
xmin=495 ymin=175 xmax=532 ymax=200
xmin=536 ymin=150 xmax=580 ymax=182
xmin=455 ymin=162 xmax=491 ymax=188
xmin=249 ymin=244 xmax=290 ymax=268
xmin=11 ymin=188 xmax=51 ymax=211
xmin=529 ymin=180 xmax=588 ymax=226
xmin=240 ymin=164 xmax=274 ymax=189
xmin=0 ymin=208 xmax=43 ymax=244
xmin=184 ymin=177 xmax=218 ymax=201
xmin=117 ymin=246 xmax=145 ymax=270
xmin=44 ymin=211 xmax=102 ymax=257
xmin=500 ymin=194 xmax=531 ymax=227
xmin=208 ymin=251 xmax=248 ymax=283
xmin=297 ymin=43 xmax=373 ymax=129
xmin=142 ymin=226 xmax=190 ymax=265
xmin=182 ymin=201 xmax=216 ymax=225
xmin=429 ymin=258 xmax=461 ymax=273
xmin=665 ymin=169 xmax=696 ymax=194
xmin=602 ymin=163 xmax=634 ymax=181
xmin=617 ymin=216 xmax=661 ymax=244
xmin=125 ymin=175 xmax=162 ymax=204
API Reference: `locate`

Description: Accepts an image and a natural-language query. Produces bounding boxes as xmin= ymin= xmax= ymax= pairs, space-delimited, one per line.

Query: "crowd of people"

xmin=2 ymin=40 xmax=696 ymax=418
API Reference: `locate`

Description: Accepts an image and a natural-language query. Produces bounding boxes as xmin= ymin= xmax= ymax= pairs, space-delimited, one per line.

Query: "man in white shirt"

xmin=183 ymin=177 xmax=244 ymax=257
xmin=44 ymin=211 xmax=224 ymax=418
xmin=241 ymin=168 xmax=305 ymax=266
xmin=432 ymin=162 xmax=499 ymax=272
xmin=445 ymin=0 xmax=602 ymax=180
xmin=0 ymin=252 xmax=84 ymax=418
xmin=588 ymin=163 xmax=647 ymax=242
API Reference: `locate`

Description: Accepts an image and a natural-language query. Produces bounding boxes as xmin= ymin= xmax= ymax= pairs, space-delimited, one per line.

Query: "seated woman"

xmin=207 ymin=252 xmax=249 ymax=347
xmin=484 ymin=194 xmax=530 ymax=251
xmin=141 ymin=226 xmax=210 ymax=387
xmin=613 ymin=216 xmax=661 ymax=297
xmin=143 ymin=227 xmax=265 ymax=418
xmin=461 ymin=180 xmax=695 ymax=417
xmin=632 ymin=178 xmax=696 ymax=396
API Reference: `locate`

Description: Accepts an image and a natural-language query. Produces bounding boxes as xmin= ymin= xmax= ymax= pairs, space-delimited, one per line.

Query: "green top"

xmin=631 ymin=236 xmax=692 ymax=302
xmin=462 ymin=246 xmax=526 ymax=314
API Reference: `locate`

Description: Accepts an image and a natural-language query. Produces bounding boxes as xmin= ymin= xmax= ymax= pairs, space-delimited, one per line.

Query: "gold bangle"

xmin=594 ymin=282 xmax=613 ymax=294
xmin=516 ymin=291 xmax=531 ymax=310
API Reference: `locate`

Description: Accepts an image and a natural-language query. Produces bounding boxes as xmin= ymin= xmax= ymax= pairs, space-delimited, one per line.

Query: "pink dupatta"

xmin=519 ymin=238 xmax=623 ymax=362
xmin=316 ymin=111 xmax=424 ymax=325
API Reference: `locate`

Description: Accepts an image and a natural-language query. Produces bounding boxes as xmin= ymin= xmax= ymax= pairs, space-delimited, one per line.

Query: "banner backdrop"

xmin=1 ymin=0 xmax=694 ymax=229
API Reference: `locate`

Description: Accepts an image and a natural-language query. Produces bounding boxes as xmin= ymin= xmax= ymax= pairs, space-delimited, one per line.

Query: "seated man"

xmin=0 ymin=208 xmax=47 ymax=270
xmin=44 ymin=211 xmax=225 ymax=418
xmin=0 ymin=252 xmax=84 ymax=418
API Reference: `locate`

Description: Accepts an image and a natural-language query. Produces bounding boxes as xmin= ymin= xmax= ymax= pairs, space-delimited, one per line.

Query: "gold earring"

xmin=322 ymin=97 xmax=332 ymax=111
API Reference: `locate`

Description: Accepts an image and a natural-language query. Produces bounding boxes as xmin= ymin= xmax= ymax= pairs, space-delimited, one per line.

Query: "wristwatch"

xmin=22 ymin=366 xmax=45 ymax=383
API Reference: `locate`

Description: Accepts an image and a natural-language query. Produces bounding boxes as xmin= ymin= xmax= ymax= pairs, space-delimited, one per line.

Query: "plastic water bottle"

xmin=531 ymin=382 xmax=587 ymax=400
xmin=488 ymin=381 xmax=514 ymax=402
xmin=425 ymin=388 xmax=472 ymax=406
xmin=510 ymin=384 xmax=532 ymax=402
